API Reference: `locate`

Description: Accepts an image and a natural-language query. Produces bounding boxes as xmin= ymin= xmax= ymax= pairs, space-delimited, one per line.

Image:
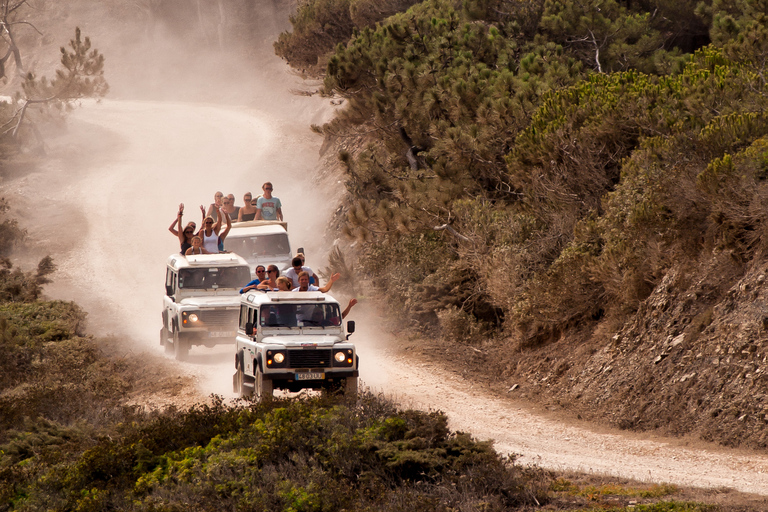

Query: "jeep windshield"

xmin=224 ymin=234 xmax=290 ymax=257
xmin=259 ymin=303 xmax=342 ymax=328
xmin=179 ymin=266 xmax=251 ymax=290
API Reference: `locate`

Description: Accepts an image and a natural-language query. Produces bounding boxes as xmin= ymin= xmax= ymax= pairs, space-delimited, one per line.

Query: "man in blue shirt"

xmin=240 ymin=265 xmax=267 ymax=293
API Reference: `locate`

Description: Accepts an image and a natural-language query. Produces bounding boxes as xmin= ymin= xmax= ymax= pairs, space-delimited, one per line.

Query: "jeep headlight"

xmin=333 ymin=349 xmax=354 ymax=367
xmin=266 ymin=350 xmax=287 ymax=368
xmin=181 ymin=311 xmax=201 ymax=326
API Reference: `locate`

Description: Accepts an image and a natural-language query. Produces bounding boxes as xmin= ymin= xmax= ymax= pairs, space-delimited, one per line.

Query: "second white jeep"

xmin=222 ymin=220 xmax=294 ymax=277
xmin=161 ymin=253 xmax=252 ymax=361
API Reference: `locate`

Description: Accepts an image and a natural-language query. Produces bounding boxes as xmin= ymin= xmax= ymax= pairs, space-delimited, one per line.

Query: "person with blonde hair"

xmin=221 ymin=193 xmax=239 ymax=222
xmin=185 ymin=236 xmax=210 ymax=255
xmin=205 ymin=191 xmax=224 ymax=221
xmin=200 ymin=204 xmax=231 ymax=253
xmin=275 ymin=276 xmax=292 ymax=291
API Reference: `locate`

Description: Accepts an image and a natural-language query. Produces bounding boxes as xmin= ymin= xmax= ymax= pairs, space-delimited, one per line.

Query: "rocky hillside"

xmin=275 ymin=0 xmax=768 ymax=449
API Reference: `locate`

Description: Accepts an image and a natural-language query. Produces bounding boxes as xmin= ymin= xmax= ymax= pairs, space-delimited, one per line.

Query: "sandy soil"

xmin=4 ymin=90 xmax=768 ymax=500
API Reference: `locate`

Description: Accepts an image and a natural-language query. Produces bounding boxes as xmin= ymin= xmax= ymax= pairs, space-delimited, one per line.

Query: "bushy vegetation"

xmin=0 ymin=385 xmax=553 ymax=511
xmin=0 ymin=202 xmax=706 ymax=510
xmin=1 ymin=202 xmax=556 ymax=511
xmin=275 ymin=0 xmax=768 ymax=350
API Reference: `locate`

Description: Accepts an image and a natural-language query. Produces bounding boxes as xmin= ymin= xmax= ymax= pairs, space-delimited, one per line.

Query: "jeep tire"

xmin=344 ymin=376 xmax=358 ymax=399
xmin=173 ymin=328 xmax=189 ymax=361
xmin=255 ymin=366 xmax=273 ymax=402
xmin=161 ymin=326 xmax=173 ymax=355
xmin=234 ymin=352 xmax=255 ymax=398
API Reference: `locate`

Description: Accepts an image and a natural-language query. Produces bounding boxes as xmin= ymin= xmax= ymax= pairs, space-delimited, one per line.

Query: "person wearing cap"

xmin=255 ymin=182 xmax=283 ymax=221
xmin=284 ymin=255 xmax=320 ymax=288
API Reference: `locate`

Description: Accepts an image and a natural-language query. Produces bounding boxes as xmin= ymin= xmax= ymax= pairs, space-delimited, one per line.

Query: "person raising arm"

xmin=293 ymin=271 xmax=340 ymax=293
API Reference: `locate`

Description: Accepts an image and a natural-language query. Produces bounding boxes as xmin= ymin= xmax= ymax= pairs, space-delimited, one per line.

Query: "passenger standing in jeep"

xmin=255 ymin=182 xmax=283 ymax=221
xmin=169 ymin=203 xmax=204 ymax=255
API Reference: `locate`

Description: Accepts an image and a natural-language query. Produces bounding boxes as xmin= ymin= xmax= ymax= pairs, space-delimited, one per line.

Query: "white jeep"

xmin=222 ymin=220 xmax=294 ymax=276
xmin=160 ymin=253 xmax=252 ymax=361
xmin=233 ymin=290 xmax=359 ymax=400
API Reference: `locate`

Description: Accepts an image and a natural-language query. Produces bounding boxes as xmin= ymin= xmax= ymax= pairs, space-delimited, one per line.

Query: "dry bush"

xmin=436 ymin=305 xmax=488 ymax=344
xmin=319 ymin=244 xmax=360 ymax=297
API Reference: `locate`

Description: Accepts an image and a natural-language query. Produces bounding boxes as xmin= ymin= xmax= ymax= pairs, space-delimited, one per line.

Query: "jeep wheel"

xmin=255 ymin=367 xmax=273 ymax=402
xmin=233 ymin=354 xmax=241 ymax=394
xmin=234 ymin=367 xmax=252 ymax=397
xmin=173 ymin=329 xmax=189 ymax=361
xmin=344 ymin=376 xmax=358 ymax=399
xmin=161 ymin=327 xmax=173 ymax=355
xmin=234 ymin=352 xmax=254 ymax=398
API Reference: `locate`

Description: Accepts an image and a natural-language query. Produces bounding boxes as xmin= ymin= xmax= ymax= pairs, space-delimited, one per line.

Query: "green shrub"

xmin=274 ymin=0 xmax=355 ymax=69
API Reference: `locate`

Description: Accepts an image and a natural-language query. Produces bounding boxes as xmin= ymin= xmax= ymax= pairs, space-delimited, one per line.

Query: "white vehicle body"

xmin=160 ymin=253 xmax=252 ymax=360
xmin=222 ymin=220 xmax=293 ymax=276
xmin=233 ymin=290 xmax=358 ymax=400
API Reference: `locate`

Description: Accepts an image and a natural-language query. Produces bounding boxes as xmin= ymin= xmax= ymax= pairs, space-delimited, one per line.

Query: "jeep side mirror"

xmin=297 ymin=247 xmax=304 ymax=255
xmin=347 ymin=320 xmax=355 ymax=334
xmin=245 ymin=322 xmax=254 ymax=336
xmin=165 ymin=284 xmax=174 ymax=296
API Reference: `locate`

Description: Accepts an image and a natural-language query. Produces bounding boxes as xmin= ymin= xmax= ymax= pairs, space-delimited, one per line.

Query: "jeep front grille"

xmin=199 ymin=309 xmax=239 ymax=329
xmin=288 ymin=349 xmax=332 ymax=368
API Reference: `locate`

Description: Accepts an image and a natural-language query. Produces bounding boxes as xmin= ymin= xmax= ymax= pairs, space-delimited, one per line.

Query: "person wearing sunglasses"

xmin=205 ymin=191 xmax=224 ymax=222
xmin=200 ymin=204 xmax=232 ymax=254
xmin=256 ymin=265 xmax=281 ymax=290
xmin=169 ymin=203 xmax=205 ymax=255
xmin=237 ymin=191 xmax=258 ymax=222
xmin=221 ymin=193 xmax=239 ymax=223
xmin=240 ymin=265 xmax=267 ymax=293
xmin=254 ymin=182 xmax=283 ymax=221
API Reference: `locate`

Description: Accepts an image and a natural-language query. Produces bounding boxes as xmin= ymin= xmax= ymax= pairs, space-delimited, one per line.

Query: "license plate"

xmin=296 ymin=372 xmax=324 ymax=381
xmin=208 ymin=331 xmax=233 ymax=338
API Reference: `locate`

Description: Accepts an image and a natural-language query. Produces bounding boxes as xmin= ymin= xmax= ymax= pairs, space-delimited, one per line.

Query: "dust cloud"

xmin=6 ymin=2 xmax=340 ymax=361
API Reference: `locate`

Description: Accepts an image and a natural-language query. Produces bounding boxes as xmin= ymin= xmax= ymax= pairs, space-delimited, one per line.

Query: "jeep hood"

xmin=179 ymin=296 xmax=242 ymax=308
xmin=261 ymin=334 xmax=346 ymax=347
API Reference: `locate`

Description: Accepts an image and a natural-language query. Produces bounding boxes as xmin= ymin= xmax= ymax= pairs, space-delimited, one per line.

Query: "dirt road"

xmin=7 ymin=96 xmax=768 ymax=498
